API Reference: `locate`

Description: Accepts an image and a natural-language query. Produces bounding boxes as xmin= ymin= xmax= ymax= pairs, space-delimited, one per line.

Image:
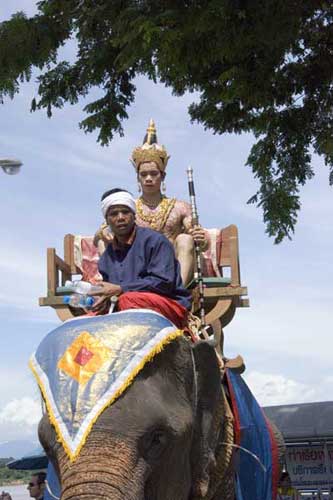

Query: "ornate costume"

xmin=96 ymin=120 xmax=195 ymax=244
xmin=97 ymin=196 xmax=192 ymax=243
xmin=131 ymin=118 xmax=169 ymax=172
xmin=135 ymin=196 xmax=192 ymax=241
xmin=131 ymin=119 xmax=194 ymax=241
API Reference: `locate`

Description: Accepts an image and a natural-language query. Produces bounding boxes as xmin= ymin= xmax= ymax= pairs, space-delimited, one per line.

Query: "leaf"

xmin=0 ymin=0 xmax=332 ymax=241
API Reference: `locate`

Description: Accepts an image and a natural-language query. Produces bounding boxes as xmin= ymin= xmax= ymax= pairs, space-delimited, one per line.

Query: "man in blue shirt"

xmin=91 ymin=189 xmax=192 ymax=328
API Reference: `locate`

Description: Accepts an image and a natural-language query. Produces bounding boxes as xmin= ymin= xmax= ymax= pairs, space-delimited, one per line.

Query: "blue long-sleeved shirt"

xmin=98 ymin=226 xmax=192 ymax=310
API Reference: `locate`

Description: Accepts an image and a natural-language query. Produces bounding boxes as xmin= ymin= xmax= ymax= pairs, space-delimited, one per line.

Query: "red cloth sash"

xmin=118 ymin=291 xmax=188 ymax=329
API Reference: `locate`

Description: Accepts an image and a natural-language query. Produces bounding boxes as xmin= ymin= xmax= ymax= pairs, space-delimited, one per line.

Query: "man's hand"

xmin=90 ymin=282 xmax=122 ymax=313
xmin=91 ymin=296 xmax=111 ymax=314
xmin=89 ymin=281 xmax=122 ymax=297
xmin=188 ymin=225 xmax=207 ymax=249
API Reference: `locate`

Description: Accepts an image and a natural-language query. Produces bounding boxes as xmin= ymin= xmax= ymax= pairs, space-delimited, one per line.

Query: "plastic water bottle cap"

xmin=86 ymin=297 xmax=95 ymax=307
xmin=63 ymin=296 xmax=71 ymax=304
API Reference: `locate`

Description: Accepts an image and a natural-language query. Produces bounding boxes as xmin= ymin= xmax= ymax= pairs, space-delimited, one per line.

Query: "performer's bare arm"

xmin=181 ymin=202 xmax=207 ymax=249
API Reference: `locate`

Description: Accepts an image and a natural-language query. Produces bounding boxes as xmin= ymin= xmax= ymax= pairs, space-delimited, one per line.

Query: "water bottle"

xmin=63 ymin=293 xmax=95 ymax=309
xmin=64 ymin=280 xmax=102 ymax=294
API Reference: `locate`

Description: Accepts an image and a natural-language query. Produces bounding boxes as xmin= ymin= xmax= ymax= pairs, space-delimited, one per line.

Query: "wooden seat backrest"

xmin=40 ymin=224 xmax=247 ymax=323
xmin=64 ymin=234 xmax=80 ymax=274
xmin=219 ymin=225 xmax=241 ymax=286
xmin=61 ymin=225 xmax=241 ymax=283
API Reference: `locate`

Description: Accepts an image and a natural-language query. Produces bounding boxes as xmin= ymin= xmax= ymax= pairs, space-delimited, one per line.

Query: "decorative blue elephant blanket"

xmin=30 ymin=310 xmax=182 ymax=461
xmin=226 ymin=370 xmax=279 ymax=500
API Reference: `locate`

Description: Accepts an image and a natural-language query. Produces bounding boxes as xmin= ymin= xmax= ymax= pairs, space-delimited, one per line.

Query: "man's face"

xmin=106 ymin=204 xmax=135 ymax=238
xmin=138 ymin=161 xmax=164 ymax=194
xmin=27 ymin=475 xmax=43 ymax=499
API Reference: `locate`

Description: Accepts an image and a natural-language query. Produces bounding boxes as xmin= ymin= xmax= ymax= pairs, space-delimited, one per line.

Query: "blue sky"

xmin=0 ymin=1 xmax=332 ymax=443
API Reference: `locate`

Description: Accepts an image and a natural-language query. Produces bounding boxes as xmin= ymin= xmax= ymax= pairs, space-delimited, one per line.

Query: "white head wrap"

xmin=101 ymin=191 xmax=136 ymax=218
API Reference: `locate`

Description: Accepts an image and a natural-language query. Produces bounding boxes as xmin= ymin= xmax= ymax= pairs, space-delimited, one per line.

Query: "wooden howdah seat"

xmin=39 ymin=225 xmax=249 ymax=328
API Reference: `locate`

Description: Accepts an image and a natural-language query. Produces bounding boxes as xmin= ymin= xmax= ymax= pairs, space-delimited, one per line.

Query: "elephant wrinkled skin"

xmin=38 ymin=337 xmax=234 ymax=500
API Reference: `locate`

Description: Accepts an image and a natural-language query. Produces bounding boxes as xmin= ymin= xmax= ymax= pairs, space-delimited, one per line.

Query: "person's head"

xmin=27 ymin=472 xmax=46 ymax=499
xmin=101 ymin=188 xmax=136 ymax=238
xmin=131 ymin=119 xmax=169 ymax=195
xmin=137 ymin=161 xmax=165 ymax=196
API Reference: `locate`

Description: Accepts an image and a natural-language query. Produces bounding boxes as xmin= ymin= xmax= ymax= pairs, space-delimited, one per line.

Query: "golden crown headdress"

xmin=131 ymin=119 xmax=170 ymax=172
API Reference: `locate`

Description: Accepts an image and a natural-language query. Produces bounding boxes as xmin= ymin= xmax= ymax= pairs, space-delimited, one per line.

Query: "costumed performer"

xmin=94 ymin=119 xmax=207 ymax=286
xmin=90 ymin=188 xmax=192 ymax=329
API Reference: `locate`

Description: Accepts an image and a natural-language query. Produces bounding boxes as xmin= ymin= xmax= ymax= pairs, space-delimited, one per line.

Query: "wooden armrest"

xmin=39 ymin=295 xmax=68 ymax=306
xmin=54 ymin=254 xmax=71 ymax=274
xmin=203 ymin=286 xmax=248 ymax=300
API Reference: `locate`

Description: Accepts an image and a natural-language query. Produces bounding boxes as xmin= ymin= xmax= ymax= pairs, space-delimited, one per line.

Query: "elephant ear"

xmin=190 ymin=341 xmax=221 ymax=499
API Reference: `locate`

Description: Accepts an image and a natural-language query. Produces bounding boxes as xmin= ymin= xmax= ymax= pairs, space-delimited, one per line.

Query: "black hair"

xmin=32 ymin=471 xmax=46 ymax=484
xmin=101 ymin=188 xmax=130 ymax=201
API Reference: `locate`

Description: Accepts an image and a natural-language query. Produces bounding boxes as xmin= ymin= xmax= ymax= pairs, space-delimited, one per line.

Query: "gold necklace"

xmin=136 ymin=197 xmax=176 ymax=231
xmin=140 ymin=195 xmax=164 ymax=209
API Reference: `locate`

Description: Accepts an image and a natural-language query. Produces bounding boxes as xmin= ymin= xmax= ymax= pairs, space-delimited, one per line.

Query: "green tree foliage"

xmin=0 ymin=459 xmax=33 ymax=485
xmin=0 ymin=1 xmax=332 ymax=241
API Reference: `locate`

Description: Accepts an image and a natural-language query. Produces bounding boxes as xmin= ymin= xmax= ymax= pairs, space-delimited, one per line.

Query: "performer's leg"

xmin=118 ymin=291 xmax=188 ymax=329
xmin=174 ymin=233 xmax=194 ymax=286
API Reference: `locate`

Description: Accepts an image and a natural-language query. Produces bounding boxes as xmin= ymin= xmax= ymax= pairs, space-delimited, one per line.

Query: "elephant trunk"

xmin=61 ymin=480 xmax=142 ymax=500
xmin=58 ymin=440 xmax=147 ymax=500
xmin=60 ymin=468 xmax=146 ymax=500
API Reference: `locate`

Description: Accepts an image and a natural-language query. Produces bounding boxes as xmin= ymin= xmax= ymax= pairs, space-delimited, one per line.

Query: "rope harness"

xmin=190 ymin=347 xmax=198 ymax=420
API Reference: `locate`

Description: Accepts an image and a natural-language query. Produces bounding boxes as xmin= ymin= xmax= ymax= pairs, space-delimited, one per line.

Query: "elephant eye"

xmin=140 ymin=428 xmax=169 ymax=462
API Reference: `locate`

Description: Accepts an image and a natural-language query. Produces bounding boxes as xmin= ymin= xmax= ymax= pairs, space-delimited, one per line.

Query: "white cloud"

xmin=0 ymin=246 xmax=46 ymax=313
xmin=225 ymin=287 xmax=333 ymax=370
xmin=244 ymin=370 xmax=333 ymax=407
xmin=0 ymin=246 xmax=44 ymax=279
xmin=0 ymin=19 xmax=331 ymax=450
xmin=0 ymin=367 xmax=36 ymax=402
xmin=0 ymin=397 xmax=42 ymax=427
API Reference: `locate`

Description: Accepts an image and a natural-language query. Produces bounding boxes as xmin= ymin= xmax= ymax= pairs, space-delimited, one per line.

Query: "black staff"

xmin=186 ymin=166 xmax=208 ymax=337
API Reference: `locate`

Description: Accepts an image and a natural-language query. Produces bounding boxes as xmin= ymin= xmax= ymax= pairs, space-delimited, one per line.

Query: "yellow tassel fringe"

xmin=30 ymin=328 xmax=183 ymax=462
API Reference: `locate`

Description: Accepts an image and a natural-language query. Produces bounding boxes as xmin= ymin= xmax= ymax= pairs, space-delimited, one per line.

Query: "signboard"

xmin=286 ymin=445 xmax=333 ymax=489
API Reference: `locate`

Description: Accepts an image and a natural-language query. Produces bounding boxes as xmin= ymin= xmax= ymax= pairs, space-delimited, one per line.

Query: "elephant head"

xmin=38 ymin=337 xmax=224 ymax=500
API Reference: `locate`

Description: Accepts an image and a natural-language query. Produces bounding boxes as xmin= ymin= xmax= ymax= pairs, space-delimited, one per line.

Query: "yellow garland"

xmin=30 ymin=328 xmax=183 ymax=462
xmin=136 ymin=197 xmax=176 ymax=232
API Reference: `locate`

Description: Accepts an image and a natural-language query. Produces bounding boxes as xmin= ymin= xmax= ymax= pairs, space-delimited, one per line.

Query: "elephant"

xmin=38 ymin=335 xmax=283 ymax=500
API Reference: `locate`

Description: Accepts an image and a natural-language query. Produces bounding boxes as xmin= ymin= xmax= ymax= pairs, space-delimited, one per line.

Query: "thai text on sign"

xmin=286 ymin=445 xmax=333 ymax=488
